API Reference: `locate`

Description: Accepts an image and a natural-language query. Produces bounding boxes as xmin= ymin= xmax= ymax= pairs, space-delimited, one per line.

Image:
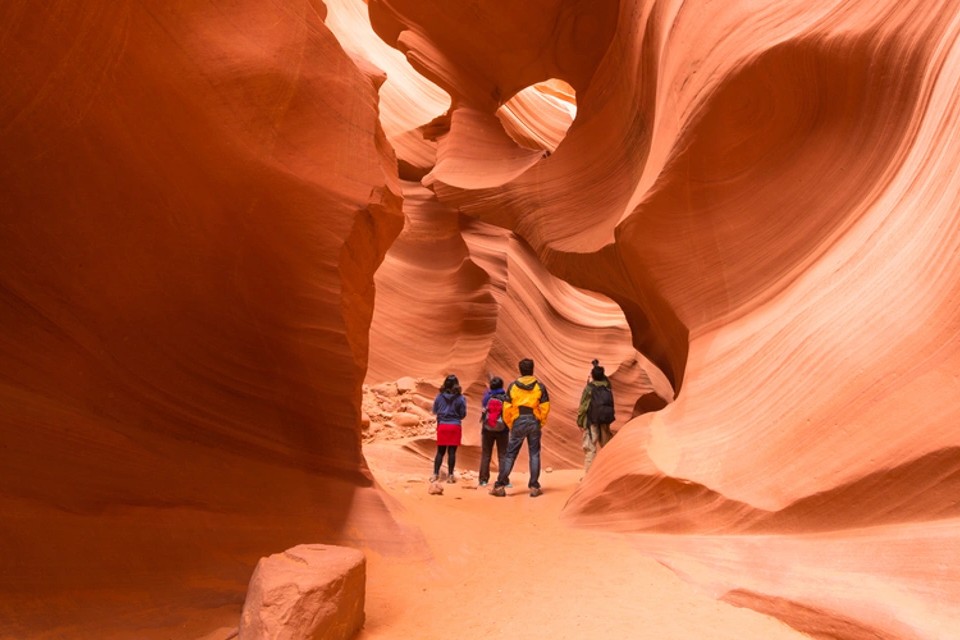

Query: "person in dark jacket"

xmin=478 ymin=376 xmax=509 ymax=487
xmin=431 ymin=374 xmax=467 ymax=483
xmin=577 ymin=360 xmax=615 ymax=472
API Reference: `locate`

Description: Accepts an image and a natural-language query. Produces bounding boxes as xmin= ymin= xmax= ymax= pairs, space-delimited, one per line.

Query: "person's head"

xmin=518 ymin=358 xmax=534 ymax=376
xmin=442 ymin=374 xmax=460 ymax=393
xmin=489 ymin=376 xmax=503 ymax=390
xmin=591 ymin=359 xmax=606 ymax=381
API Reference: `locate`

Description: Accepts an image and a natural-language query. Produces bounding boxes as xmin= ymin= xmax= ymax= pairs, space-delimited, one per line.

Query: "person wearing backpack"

xmin=478 ymin=376 xmax=510 ymax=487
xmin=431 ymin=374 xmax=467 ymax=483
xmin=576 ymin=359 xmax=615 ymax=472
xmin=490 ymin=358 xmax=551 ymax=498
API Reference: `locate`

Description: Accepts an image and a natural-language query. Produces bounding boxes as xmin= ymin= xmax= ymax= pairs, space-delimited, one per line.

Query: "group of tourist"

xmin=430 ymin=358 xmax=616 ymax=497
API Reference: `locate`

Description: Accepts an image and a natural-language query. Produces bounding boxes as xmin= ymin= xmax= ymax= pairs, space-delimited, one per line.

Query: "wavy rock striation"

xmin=366 ymin=181 xmax=671 ymax=466
xmin=0 ymin=2 xmax=408 ymax=637
xmin=6 ymin=0 xmax=960 ymax=638
xmin=367 ymin=0 xmax=960 ymax=637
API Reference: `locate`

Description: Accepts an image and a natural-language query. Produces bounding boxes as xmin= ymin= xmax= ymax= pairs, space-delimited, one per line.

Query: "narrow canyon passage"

xmin=358 ymin=441 xmax=809 ymax=640
xmin=4 ymin=1 xmax=960 ymax=638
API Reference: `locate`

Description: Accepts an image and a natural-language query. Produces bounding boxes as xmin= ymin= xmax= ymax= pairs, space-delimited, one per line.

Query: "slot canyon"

xmin=2 ymin=0 xmax=959 ymax=638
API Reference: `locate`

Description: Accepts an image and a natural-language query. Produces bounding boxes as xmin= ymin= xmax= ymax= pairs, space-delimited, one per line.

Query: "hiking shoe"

xmin=428 ymin=475 xmax=438 ymax=483
xmin=446 ymin=475 xmax=457 ymax=484
xmin=530 ymin=487 xmax=543 ymax=498
xmin=478 ymin=480 xmax=488 ymax=487
xmin=489 ymin=486 xmax=506 ymax=497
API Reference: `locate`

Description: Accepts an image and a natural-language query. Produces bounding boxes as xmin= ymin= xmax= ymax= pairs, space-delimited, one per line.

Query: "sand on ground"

xmin=359 ymin=441 xmax=810 ymax=640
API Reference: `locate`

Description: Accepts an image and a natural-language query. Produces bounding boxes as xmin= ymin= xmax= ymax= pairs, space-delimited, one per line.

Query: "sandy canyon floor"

xmin=355 ymin=440 xmax=810 ymax=640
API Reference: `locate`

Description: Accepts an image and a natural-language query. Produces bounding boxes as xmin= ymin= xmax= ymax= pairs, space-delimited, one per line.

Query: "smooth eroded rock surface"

xmin=6 ymin=1 xmax=960 ymax=639
xmin=0 ymin=2 xmax=407 ymax=636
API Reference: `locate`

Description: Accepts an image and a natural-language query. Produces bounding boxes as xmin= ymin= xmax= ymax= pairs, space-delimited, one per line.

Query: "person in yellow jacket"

xmin=490 ymin=358 xmax=551 ymax=497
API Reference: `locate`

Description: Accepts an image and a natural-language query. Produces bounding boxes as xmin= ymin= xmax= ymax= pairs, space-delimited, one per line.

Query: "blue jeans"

xmin=495 ymin=417 xmax=542 ymax=489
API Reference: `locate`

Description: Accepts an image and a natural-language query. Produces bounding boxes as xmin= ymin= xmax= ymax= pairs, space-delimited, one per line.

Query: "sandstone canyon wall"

xmin=366 ymin=0 xmax=960 ymax=637
xmin=346 ymin=0 xmax=671 ymax=465
xmin=365 ymin=183 xmax=671 ymax=467
xmin=0 ymin=2 xmax=409 ymax=637
xmin=5 ymin=0 xmax=960 ymax=638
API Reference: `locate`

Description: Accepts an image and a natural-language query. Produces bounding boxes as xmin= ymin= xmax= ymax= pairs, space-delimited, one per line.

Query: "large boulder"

xmin=240 ymin=545 xmax=366 ymax=640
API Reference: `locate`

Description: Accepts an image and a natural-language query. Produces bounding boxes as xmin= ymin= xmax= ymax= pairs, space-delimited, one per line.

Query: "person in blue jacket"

xmin=431 ymin=374 xmax=467 ymax=483
xmin=478 ymin=376 xmax=510 ymax=487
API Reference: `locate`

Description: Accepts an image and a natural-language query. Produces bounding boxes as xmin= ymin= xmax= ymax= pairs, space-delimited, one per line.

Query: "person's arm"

xmin=457 ymin=396 xmax=467 ymax=420
xmin=537 ymin=382 xmax=551 ymax=427
xmin=502 ymin=383 xmax=518 ymax=428
xmin=576 ymin=384 xmax=591 ymax=428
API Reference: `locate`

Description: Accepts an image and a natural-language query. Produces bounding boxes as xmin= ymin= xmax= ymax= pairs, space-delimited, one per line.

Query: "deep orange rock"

xmin=0 ymin=1 xmax=404 ymax=636
xmin=6 ymin=0 xmax=960 ymax=638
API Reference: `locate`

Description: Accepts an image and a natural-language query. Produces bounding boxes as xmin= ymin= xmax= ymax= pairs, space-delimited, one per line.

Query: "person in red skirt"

xmin=431 ymin=374 xmax=467 ymax=483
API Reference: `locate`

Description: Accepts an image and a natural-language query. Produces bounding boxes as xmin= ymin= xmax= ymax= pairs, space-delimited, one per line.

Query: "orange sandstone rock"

xmin=0 ymin=1 xmax=404 ymax=636
xmin=240 ymin=545 xmax=366 ymax=640
xmin=7 ymin=0 xmax=960 ymax=639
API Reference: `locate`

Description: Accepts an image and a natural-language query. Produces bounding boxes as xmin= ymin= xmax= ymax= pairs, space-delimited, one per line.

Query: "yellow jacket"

xmin=502 ymin=375 xmax=551 ymax=428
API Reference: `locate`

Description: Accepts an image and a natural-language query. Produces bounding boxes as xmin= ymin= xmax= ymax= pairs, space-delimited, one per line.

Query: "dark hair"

xmin=442 ymin=374 xmax=461 ymax=394
xmin=591 ymin=359 xmax=606 ymax=381
xmin=489 ymin=376 xmax=503 ymax=390
xmin=518 ymin=358 xmax=534 ymax=376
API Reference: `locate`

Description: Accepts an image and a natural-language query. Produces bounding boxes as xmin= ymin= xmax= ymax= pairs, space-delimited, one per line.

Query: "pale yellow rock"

xmin=390 ymin=412 xmax=421 ymax=428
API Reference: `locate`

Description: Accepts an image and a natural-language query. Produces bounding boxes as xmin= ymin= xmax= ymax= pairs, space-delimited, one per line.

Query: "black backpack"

xmin=588 ymin=384 xmax=615 ymax=425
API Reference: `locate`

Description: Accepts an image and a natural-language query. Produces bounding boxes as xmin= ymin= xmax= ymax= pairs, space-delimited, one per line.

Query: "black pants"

xmin=433 ymin=445 xmax=457 ymax=476
xmin=478 ymin=428 xmax=509 ymax=484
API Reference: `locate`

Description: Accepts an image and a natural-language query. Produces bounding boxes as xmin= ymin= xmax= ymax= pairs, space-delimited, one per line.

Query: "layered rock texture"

xmin=1 ymin=2 xmax=408 ymax=636
xmin=4 ymin=0 xmax=960 ymax=638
